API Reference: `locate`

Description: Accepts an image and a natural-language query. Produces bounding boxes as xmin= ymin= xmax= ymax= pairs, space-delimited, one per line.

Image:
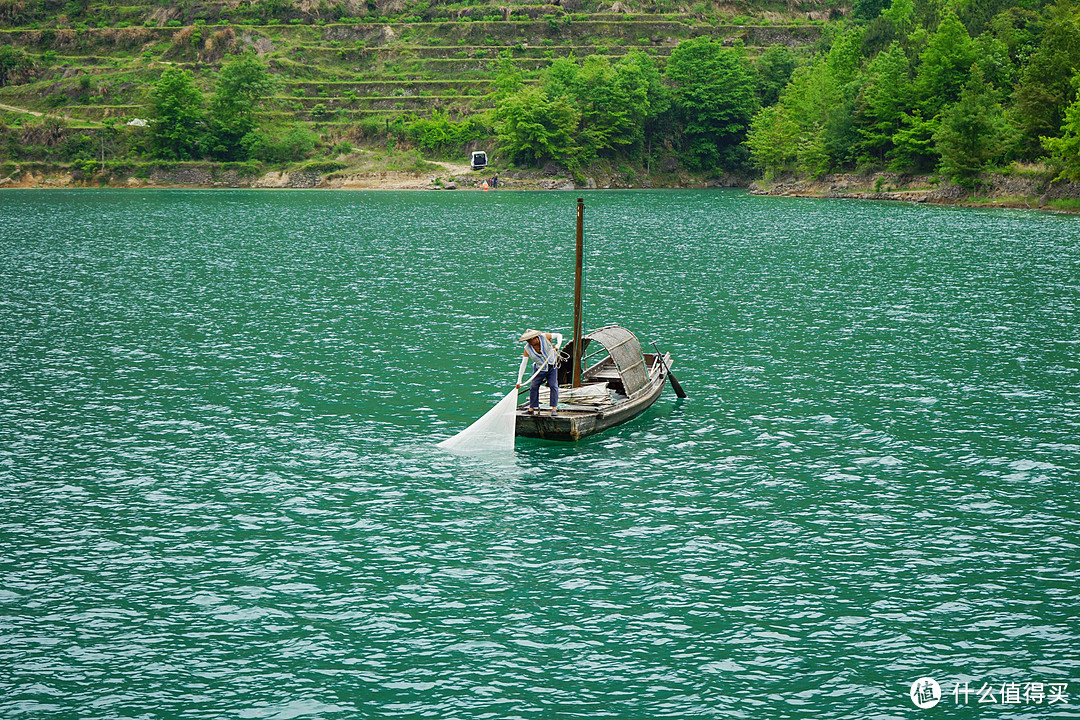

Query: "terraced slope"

xmin=1 ymin=1 xmax=827 ymax=131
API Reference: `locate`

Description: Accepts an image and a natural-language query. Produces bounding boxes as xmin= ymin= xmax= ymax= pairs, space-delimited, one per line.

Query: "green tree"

xmin=620 ymin=50 xmax=669 ymax=119
xmin=746 ymin=59 xmax=826 ymax=176
xmin=745 ymin=27 xmax=866 ymax=177
xmin=406 ymin=109 xmax=488 ymax=154
xmin=0 ymin=46 xmax=31 ymax=88
xmin=971 ymin=31 xmax=1016 ymax=96
xmin=989 ymin=6 xmax=1041 ymax=66
xmin=209 ymin=53 xmax=274 ymax=160
xmin=527 ymin=52 xmax=664 ymax=163
xmin=1011 ymin=0 xmax=1080 ymax=156
xmin=541 ymin=55 xmax=649 ymax=158
xmin=756 ymin=44 xmax=797 ymax=107
xmin=785 ymin=60 xmax=835 ymax=174
xmin=880 ymin=0 xmax=914 ymax=35
xmin=241 ymin=126 xmax=316 ymax=163
xmin=861 ymin=15 xmax=901 ymax=58
xmin=751 ymin=28 xmax=859 ymax=178
xmin=913 ymin=11 xmax=976 ymax=116
xmin=825 ymin=26 xmax=864 ymax=89
xmin=665 ymin=37 xmax=759 ymax=170
xmin=490 ymin=50 xmax=523 ymax=102
xmin=816 ymin=27 xmax=864 ymax=170
xmin=856 ymin=41 xmax=914 ymax=163
xmin=619 ymin=50 xmax=671 ymax=167
xmin=854 ymin=0 xmax=891 ymax=22
xmin=890 ymin=109 xmax=938 ymax=170
xmin=1042 ymin=72 xmax=1080 ymax=182
xmin=579 ymin=55 xmax=650 ymax=156
xmin=542 ymin=55 xmax=580 ymax=100
xmin=494 ymin=86 xmax=580 ymax=166
xmin=880 ymin=9 xmax=977 ymax=170
xmin=63 ymin=132 xmax=95 ymax=161
xmin=745 ymin=103 xmax=800 ymax=176
xmin=958 ymin=0 xmax=1015 ymax=37
xmin=147 ymin=68 xmax=206 ymax=160
xmin=934 ymin=65 xmax=1016 ymax=186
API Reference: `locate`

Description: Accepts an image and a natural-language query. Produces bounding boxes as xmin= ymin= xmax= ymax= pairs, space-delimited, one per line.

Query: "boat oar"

xmin=652 ymin=342 xmax=687 ymax=398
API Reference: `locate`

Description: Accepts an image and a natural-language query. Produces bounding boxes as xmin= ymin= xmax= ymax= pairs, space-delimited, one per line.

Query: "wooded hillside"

xmin=1 ymin=0 xmax=1077 ymax=187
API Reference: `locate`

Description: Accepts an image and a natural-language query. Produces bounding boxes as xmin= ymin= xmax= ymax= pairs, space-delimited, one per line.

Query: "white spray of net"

xmin=437 ymin=344 xmax=557 ymax=455
xmin=436 ymin=387 xmax=520 ymax=454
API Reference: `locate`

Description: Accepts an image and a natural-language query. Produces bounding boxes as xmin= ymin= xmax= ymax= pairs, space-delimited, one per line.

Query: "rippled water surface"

xmin=1 ymin=189 xmax=1078 ymax=719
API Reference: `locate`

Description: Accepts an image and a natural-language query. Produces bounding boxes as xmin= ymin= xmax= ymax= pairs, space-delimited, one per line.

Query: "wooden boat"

xmin=515 ymin=325 xmax=674 ymax=441
xmin=515 ymin=198 xmax=683 ymax=441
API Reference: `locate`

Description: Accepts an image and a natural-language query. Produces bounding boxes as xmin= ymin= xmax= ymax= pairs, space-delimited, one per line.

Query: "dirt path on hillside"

xmin=0 ymin=103 xmax=44 ymax=117
xmin=433 ymin=161 xmax=478 ymax=177
xmin=0 ymin=102 xmax=101 ymax=126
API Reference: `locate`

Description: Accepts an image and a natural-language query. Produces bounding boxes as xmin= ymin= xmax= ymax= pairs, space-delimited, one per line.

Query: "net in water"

xmin=436 ymin=388 xmax=518 ymax=454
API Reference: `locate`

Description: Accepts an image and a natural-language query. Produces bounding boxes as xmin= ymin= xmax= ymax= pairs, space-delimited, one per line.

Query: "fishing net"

xmin=436 ymin=388 xmax=519 ymax=454
xmin=438 ymin=345 xmax=560 ymax=455
xmin=537 ymin=381 xmax=611 ymax=407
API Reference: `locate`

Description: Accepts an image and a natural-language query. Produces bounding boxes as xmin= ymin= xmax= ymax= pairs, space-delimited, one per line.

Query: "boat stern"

xmin=515 ymin=409 xmax=585 ymax=441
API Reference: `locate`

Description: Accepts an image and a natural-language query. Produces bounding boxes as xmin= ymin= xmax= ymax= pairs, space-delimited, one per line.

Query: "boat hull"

xmin=515 ymin=359 xmax=668 ymax=441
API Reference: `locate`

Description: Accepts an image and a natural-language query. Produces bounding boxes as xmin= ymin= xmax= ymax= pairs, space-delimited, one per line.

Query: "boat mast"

xmin=572 ymin=197 xmax=584 ymax=388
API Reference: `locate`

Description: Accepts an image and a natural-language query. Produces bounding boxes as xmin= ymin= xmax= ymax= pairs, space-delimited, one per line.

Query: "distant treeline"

xmin=746 ymin=0 xmax=1080 ymax=184
xmin=3 ymin=0 xmax=1078 ymax=184
xmin=472 ymin=0 xmax=1080 ymax=184
xmin=401 ymin=40 xmax=785 ymax=177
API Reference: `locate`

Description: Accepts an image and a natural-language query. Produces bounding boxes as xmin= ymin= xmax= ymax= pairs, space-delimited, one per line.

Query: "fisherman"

xmin=517 ymin=329 xmax=562 ymax=416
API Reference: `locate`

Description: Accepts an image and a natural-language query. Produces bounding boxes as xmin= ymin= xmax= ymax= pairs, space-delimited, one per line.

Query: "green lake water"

xmin=1 ymin=189 xmax=1077 ymax=719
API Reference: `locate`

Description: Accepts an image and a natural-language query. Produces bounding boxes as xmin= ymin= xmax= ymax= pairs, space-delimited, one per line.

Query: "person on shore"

xmin=517 ymin=329 xmax=562 ymax=416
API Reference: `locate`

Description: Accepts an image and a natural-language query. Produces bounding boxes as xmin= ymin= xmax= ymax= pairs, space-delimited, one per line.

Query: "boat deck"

xmin=516 ymin=405 xmax=595 ymax=417
xmin=514 ymin=351 xmax=671 ymax=440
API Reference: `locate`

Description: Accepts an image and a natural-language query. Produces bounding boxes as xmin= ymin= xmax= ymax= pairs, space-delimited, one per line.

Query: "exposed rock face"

xmin=377 ymin=0 xmax=410 ymax=16
xmin=255 ymin=171 xmax=289 ymax=188
xmin=299 ymin=0 xmax=366 ymax=12
xmin=151 ymin=167 xmax=213 ymax=185
xmin=751 ymin=172 xmax=1080 ymax=209
xmin=146 ymin=6 xmax=179 ymax=26
xmin=287 ymin=171 xmax=321 ymax=188
xmin=252 ymin=171 xmax=321 ymax=188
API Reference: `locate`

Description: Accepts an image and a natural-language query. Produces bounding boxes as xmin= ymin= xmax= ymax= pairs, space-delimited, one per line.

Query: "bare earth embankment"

xmin=0 ymin=158 xmax=738 ymax=192
xmin=4 ymin=164 xmax=1079 ymax=214
xmin=0 ymin=160 xmax=576 ymax=191
xmin=751 ymin=172 xmax=1080 ymax=212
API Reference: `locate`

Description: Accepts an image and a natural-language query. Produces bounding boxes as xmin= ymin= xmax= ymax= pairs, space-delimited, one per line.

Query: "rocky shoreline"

xmin=0 ymin=158 xmax=751 ymax=192
xmin=3 ymin=166 xmax=1079 ymax=212
xmin=0 ymin=167 xmax=595 ymax=191
xmin=749 ymin=172 xmax=1080 ymax=212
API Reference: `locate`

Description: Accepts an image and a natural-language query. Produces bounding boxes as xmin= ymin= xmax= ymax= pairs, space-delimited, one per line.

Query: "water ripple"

xmin=0 ymin=190 xmax=1077 ymax=719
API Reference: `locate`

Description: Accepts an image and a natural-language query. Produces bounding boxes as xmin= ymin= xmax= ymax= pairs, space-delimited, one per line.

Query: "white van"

xmin=471 ymin=151 xmax=488 ymax=171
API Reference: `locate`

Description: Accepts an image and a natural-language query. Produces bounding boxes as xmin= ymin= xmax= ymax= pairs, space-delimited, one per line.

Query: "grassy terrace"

xmin=0 ymin=2 xmax=831 ymax=177
xmin=1 ymin=16 xmax=820 ymax=119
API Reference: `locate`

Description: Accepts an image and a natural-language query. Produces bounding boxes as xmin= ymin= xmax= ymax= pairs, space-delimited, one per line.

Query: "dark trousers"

xmin=529 ymin=365 xmax=559 ymax=408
